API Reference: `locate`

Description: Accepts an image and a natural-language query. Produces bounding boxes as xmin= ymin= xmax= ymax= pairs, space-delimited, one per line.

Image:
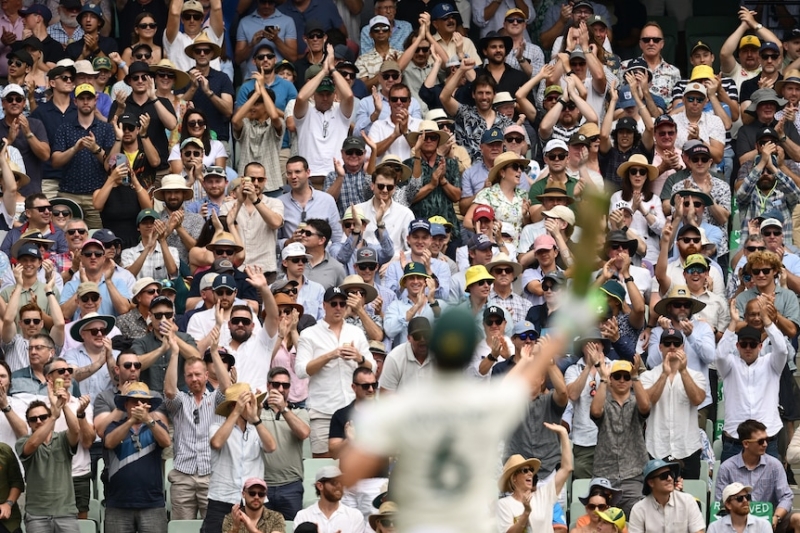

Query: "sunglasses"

xmin=357 ymin=263 xmax=378 ymax=271
xmin=690 ymin=156 xmax=711 ymax=164
xmin=22 ymin=318 xmax=42 ymax=325
xmin=215 ymin=289 xmax=235 ymax=296
xmin=187 ymin=120 xmax=206 ymax=128
xmin=669 ymin=301 xmax=693 ymax=309
xmin=27 ymin=414 xmax=49 ymax=423
xmin=610 ymin=372 xmax=631 ymax=381
xmin=122 ymin=124 xmax=138 ymax=132
xmin=67 ymin=228 xmax=87 ymax=235
xmin=231 ymin=317 xmax=252 ymax=326
xmin=685 ymin=95 xmax=705 ymax=104
xmin=484 ymin=318 xmax=504 ymax=326
xmin=679 ymin=237 xmax=701 ymax=244
xmin=505 ymin=136 xmax=525 ymax=144
xmin=4 ymin=95 xmax=23 ymax=104
xmin=193 ymin=48 xmax=213 ymax=56
xmin=473 ymin=279 xmax=492 ymax=287
xmin=517 ymin=332 xmax=537 ymax=341
xmin=416 ymin=46 xmax=431 ymax=53
xmin=729 ymin=494 xmax=753 ymax=503
xmin=138 ymin=22 xmax=158 ymax=29
xmin=685 ymin=266 xmax=707 ymax=275
xmin=506 ymin=17 xmax=525 ymax=24
xmin=269 ymin=381 xmax=291 ymax=389
xmin=640 ymin=37 xmax=663 ymax=43
xmin=328 ymin=300 xmax=348 ymax=308
xmin=382 ymin=72 xmax=400 ymax=81
xmin=761 ymin=54 xmax=780 ymax=61
xmin=376 ymin=183 xmax=395 ymax=191
xmin=307 ymin=32 xmax=325 ymax=40
xmin=80 ymin=294 xmax=100 ymax=303
xmin=516 ymin=467 xmax=534 ymax=475
xmin=683 ymin=201 xmax=703 ymax=208
xmin=289 ymin=257 xmax=308 ymax=264
xmin=738 ymin=340 xmax=759 ymax=349
xmin=337 ymin=69 xmax=356 ymax=79
xmin=506 ymin=162 xmax=525 ymax=171
xmin=752 ymin=267 xmax=773 ymax=275
xmin=347 ymin=289 xmax=366 ymax=297
xmin=57 ymin=75 xmax=74 ymax=82
xmin=182 ymin=12 xmax=203 ymax=20
xmin=280 ymin=287 xmax=298 ymax=295
xmin=134 ymin=52 xmax=152 ymax=60
xmin=34 ymin=205 xmax=52 ymax=213
xmin=7 ymin=59 xmax=23 ymax=68
xmin=585 ymin=504 xmax=609 ymax=511
xmin=379 ymin=519 xmax=395 ymax=528
xmin=130 ymin=74 xmax=149 ymax=82
xmin=745 ymin=438 xmax=768 ymax=445
xmin=661 ymin=340 xmax=683 ymax=348
xmin=390 ymin=96 xmax=410 ymax=103
xmin=492 ymin=267 xmax=514 ymax=275
xmin=357 ymin=382 xmax=378 ymax=390
xmin=247 ymin=490 xmax=266 ymax=498
xmin=656 ymin=130 xmax=676 ymax=137
xmin=654 ymin=470 xmax=674 ymax=481
xmin=372 ymin=26 xmax=390 ymax=33
xmin=762 ymin=230 xmax=782 ymax=237
xmin=183 ymin=150 xmax=202 ymax=158
xmin=547 ymin=152 xmax=567 ymax=161
xmin=122 ymin=361 xmax=143 ymax=370
xmin=411 ymin=331 xmax=429 ymax=342
xmin=279 ymin=307 xmax=295 ymax=316
xmin=299 ymin=229 xmax=320 ymax=238
xmin=609 ymin=243 xmax=628 ymax=250
xmin=628 ymin=167 xmax=648 ymax=176
xmin=52 ymin=367 xmax=75 ymax=376
xmin=255 ymin=53 xmax=276 ymax=61
xmin=215 ymin=249 xmax=236 ymax=256
xmin=345 ymin=149 xmax=364 ymax=156
xmin=153 ymin=311 xmax=174 ymax=320
xmin=156 ymin=71 xmax=175 ymax=79
xmin=746 ymin=246 xmax=767 ymax=252
xmin=83 ymin=327 xmax=107 ymax=337
xmin=562 ymin=102 xmax=577 ymax=110
xmin=82 ymin=251 xmax=104 ymax=258
xmin=424 ymin=133 xmax=440 ymax=142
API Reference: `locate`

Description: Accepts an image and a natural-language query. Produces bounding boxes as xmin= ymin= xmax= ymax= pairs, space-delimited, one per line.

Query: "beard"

xmin=230 ymin=328 xmax=251 ymax=343
xmin=62 ymin=13 xmax=79 ymax=28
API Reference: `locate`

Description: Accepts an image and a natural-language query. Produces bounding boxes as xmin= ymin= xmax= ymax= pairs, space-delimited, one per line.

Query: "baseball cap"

xmin=683 ymin=254 xmax=708 ymax=270
xmin=323 ymin=286 xmax=346 ymax=302
xmin=408 ymin=316 xmax=431 ymax=336
xmin=739 ymin=35 xmax=761 ymax=49
xmin=513 ymin=320 xmax=538 ymax=337
xmin=684 ymin=143 xmax=711 ymax=157
xmin=119 ymin=113 xmax=139 ymax=126
xmin=242 ymin=478 xmax=267 ymax=491
xmin=482 ymin=305 xmax=504 ymax=321
xmin=431 ymin=3 xmax=459 ymax=20
xmin=660 ymin=328 xmax=683 ymax=343
xmin=369 ymin=15 xmax=390 ymax=30
xmin=544 ymin=85 xmax=563 ymax=97
xmin=281 ymin=242 xmax=311 ymax=261
xmin=690 ymin=41 xmax=712 ymax=55
xmin=682 ymin=82 xmax=707 ymax=97
xmin=76 ymin=282 xmax=100 ymax=298
xmin=18 ymin=4 xmax=52 ymax=22
xmin=468 ymin=234 xmax=494 ymax=251
xmin=199 ymin=272 xmax=219 ymax=291
xmin=1 ymin=84 xmax=23 ymax=98
xmin=533 ymin=234 xmax=556 ymax=252
xmin=756 ymin=127 xmax=780 ymax=142
xmin=136 ymin=208 xmax=158 ymax=225
xmin=212 ymin=258 xmax=235 ymax=273
xmin=760 ymin=41 xmax=780 ymax=53
xmin=544 ymin=139 xmax=568 ymax=154
xmin=212 ymin=275 xmax=236 ymax=291
xmin=74 ymin=83 xmax=96 ymax=97
xmin=342 ymin=136 xmax=366 ymax=151
xmin=569 ymin=132 xmax=590 ymax=146
xmin=181 ymin=0 xmax=203 ymax=13
xmin=653 ymin=114 xmax=675 ymax=128
xmin=315 ymin=465 xmax=343 ymax=482
xmin=149 ymin=295 xmax=174 ymax=309
xmin=481 ymin=127 xmax=504 ymax=144
xmin=542 ymin=205 xmax=575 ymax=226
xmin=736 ymin=325 xmax=762 ymax=342
xmin=472 ymin=204 xmax=495 ymax=221
xmin=92 ymin=229 xmax=122 ymax=245
xmin=408 ymin=219 xmax=431 ymax=234
xmin=15 ymin=243 xmax=41 ymax=260
xmin=431 ymin=223 xmax=446 ymax=237
xmin=81 ymin=238 xmax=104 ymax=250
xmin=355 ymin=248 xmax=378 ymax=265
xmin=610 ymin=360 xmax=633 ymax=374
xmin=722 ymin=483 xmax=753 ymax=502
xmin=615 ymin=116 xmax=638 ymax=132
xmin=380 ymin=60 xmax=401 ymax=73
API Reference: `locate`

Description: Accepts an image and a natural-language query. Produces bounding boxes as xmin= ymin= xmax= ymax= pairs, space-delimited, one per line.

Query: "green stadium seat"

xmin=683 ymin=479 xmax=709 ymax=520
xmin=285 ymin=521 xmax=294 ymax=532
xmin=650 ymin=16 xmax=678 ymax=66
xmin=167 ymin=519 xmax=204 ymax=533
xmin=302 ymin=458 xmax=338 ymax=507
xmin=78 ymin=519 xmax=97 ymax=533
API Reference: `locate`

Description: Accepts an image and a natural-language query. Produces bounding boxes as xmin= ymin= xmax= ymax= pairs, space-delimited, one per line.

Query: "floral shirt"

xmin=474 ymin=184 xmax=527 ymax=246
xmin=403 ymin=155 xmax=462 ymax=240
xmin=454 ymin=103 xmax=514 ymax=161
xmin=621 ymin=56 xmax=681 ymax=105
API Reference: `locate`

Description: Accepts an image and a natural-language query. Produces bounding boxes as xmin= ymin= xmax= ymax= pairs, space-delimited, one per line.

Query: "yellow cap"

xmin=74 ymin=83 xmax=96 ymax=97
xmin=610 ymin=360 xmax=633 ymax=374
xmin=739 ymin=35 xmax=761 ymax=49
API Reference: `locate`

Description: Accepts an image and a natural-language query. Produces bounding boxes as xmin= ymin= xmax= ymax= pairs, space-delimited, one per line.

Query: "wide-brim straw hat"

xmin=653 ymin=284 xmax=706 ymax=316
xmin=184 ymin=32 xmax=221 ymax=61
xmin=405 ymin=120 xmax=449 ymax=147
xmin=617 ymin=153 xmax=657 ymax=181
xmin=498 ymin=454 xmax=541 ymax=492
xmin=339 ymin=275 xmax=378 ymax=304
xmin=488 ymin=151 xmax=531 ymax=185
xmin=149 ymin=58 xmax=192 ymax=88
xmin=154 ymin=174 xmax=193 ymax=202
xmin=214 ymin=382 xmax=267 ymax=416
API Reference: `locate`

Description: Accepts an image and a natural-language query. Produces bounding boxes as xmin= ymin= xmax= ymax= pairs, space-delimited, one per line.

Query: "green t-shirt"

xmin=0 ymin=442 xmax=23 ymax=531
xmin=16 ymin=431 xmax=77 ymax=517
xmin=528 ymin=176 xmax=579 ymax=206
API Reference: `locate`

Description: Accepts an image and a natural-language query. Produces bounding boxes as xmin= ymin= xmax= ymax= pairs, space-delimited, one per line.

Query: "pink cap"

xmin=504 ymin=124 xmax=526 ymax=137
xmin=473 ymin=204 xmax=495 ymax=221
xmin=533 ymin=234 xmax=557 ymax=252
xmin=81 ymin=238 xmax=104 ymax=250
xmin=242 ymin=477 xmax=267 ymax=491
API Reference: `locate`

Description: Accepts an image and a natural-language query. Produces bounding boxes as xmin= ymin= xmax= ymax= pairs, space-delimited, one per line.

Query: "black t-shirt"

xmin=65 ymin=35 xmax=119 ymax=61
xmin=110 ymin=96 xmax=176 ymax=171
xmin=100 ymin=185 xmax=142 ymax=249
xmin=740 ymin=73 xmax=784 ymax=103
xmin=41 ymin=35 xmax=67 ymax=64
xmin=329 ymin=401 xmax=354 ymax=440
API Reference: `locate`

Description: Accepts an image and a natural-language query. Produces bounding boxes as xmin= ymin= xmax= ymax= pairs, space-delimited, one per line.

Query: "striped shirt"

xmin=164 ymin=388 xmax=217 ymax=476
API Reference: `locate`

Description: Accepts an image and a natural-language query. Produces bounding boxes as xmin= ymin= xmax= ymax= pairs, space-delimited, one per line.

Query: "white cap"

xmin=369 ymin=15 xmax=391 ymax=29
xmin=760 ymin=218 xmax=783 ymax=232
xmin=683 ymin=81 xmax=707 ymax=97
xmin=74 ymin=59 xmax=99 ymax=75
xmin=721 ymin=482 xmax=752 ymax=502
xmin=445 ymin=55 xmax=461 ymax=68
xmin=543 ymin=205 xmax=575 ymax=225
xmin=544 ymin=139 xmax=569 ymax=154
xmin=612 ymin=200 xmax=634 ymax=213
xmin=500 ymin=221 xmax=518 ymax=240
xmin=200 ymin=272 xmax=219 ymax=290
xmin=281 ymin=242 xmax=312 ymax=261
xmin=1 ymin=84 xmax=24 ymax=98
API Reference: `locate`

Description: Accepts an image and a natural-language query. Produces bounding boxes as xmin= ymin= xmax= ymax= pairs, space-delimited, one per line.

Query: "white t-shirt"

xmin=295 ymin=102 xmax=351 ymax=177
xmin=164 ymin=28 xmax=224 ymax=72
xmin=352 ymin=373 xmax=530 ymax=533
xmin=167 ymin=139 xmax=228 ymax=165
xmin=496 ymin=482 xmax=558 ymax=533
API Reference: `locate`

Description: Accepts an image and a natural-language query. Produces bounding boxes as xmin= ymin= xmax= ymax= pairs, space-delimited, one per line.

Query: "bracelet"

xmin=251 ymin=419 xmax=262 ymax=426
xmin=77 ymin=412 xmax=86 ymax=419
xmin=93 ymin=146 xmax=102 ymax=154
xmin=46 ymin=291 xmax=55 ymax=297
xmin=118 ymin=61 xmax=127 ymax=68
xmin=115 ymin=138 xmax=122 ymax=142
xmin=253 ymin=196 xmax=262 ymax=205
xmin=140 ymin=134 xmax=148 ymax=139
xmin=600 ymin=379 xmax=608 ymax=383
xmin=623 ymin=276 xmax=634 ymax=283
xmin=0 ymin=405 xmax=10 ymax=414
xmin=25 ymin=132 xmax=33 ymax=138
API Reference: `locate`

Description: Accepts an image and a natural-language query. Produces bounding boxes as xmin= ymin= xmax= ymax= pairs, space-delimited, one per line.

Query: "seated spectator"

xmin=120 ymin=209 xmax=180 ymax=281
xmin=707 ymin=483 xmax=772 ymax=533
xmin=715 ymin=419 xmax=797 ymax=533
xmin=152 ymin=174 xmax=204 ymax=267
xmin=496 ymin=423 xmax=572 ymax=532
xmin=293 ymin=466 xmax=364 ymax=531
xmin=62 ymin=312 xmax=116 ymax=400
xmin=571 ymin=478 xmax=623 ymax=533
xmin=2 ymin=279 xmax=64 ymax=371
xmin=737 ymin=89 xmax=800 ymax=165
xmin=379 ymin=316 xmax=432 ymax=392
xmin=116 ymin=278 xmax=161 ymax=339
xmin=168 ymin=109 xmax=228 ymax=177
xmin=470 ymin=305 xmax=513 ymax=380
xmin=184 ymin=165 xmax=229 ymax=218
xmin=628 ymin=459 xmax=705 ymax=533
xmin=301 ymin=218 xmax=346 ymax=289
xmin=222 ymin=477 xmax=286 ymax=533
xmin=164 ymin=0 xmax=224 ymax=72
xmin=355 ymin=164 xmax=414 ymax=256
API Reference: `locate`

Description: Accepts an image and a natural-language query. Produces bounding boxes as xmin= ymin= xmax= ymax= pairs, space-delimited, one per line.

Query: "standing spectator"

xmin=628 ymin=459 xmax=706 ymax=533
xmin=355 ymin=16 xmax=402 ymax=90
xmin=62 ymin=313 xmax=116 ymax=400
xmin=324 ymin=136 xmax=374 ymax=216
xmin=672 ymin=83 xmax=726 ymax=163
xmin=590 ymin=358 xmax=650 ymax=517
xmin=47 ymin=0 xmax=84 ymax=49
xmin=430 ymin=3 xmax=479 ymax=61
xmin=487 ymin=254 xmax=529 ymax=323
xmin=355 ymin=164 xmax=413 ymax=256
xmin=50 ymin=83 xmax=115 ymax=229
xmin=120 ymin=209 xmax=180 ymax=281
xmin=353 ymin=59 xmax=422 ymax=136
xmin=501 ymin=8 xmax=543 ymax=76
xmin=115 ymin=278 xmax=162 ymax=339
xmin=721 ymin=8 xmax=782 ymax=89
xmin=620 ymin=22 xmax=680 ymax=106
xmin=115 ymin=0 xmax=169 ymax=53
xmin=640 ymin=328 xmax=706 ymax=479
xmin=0 ymin=437 xmax=22 ymax=533
xmin=261 ymin=367 xmax=310 ymax=520
xmin=360 ymin=0 xmax=411 ymax=54
xmin=222 ymin=478 xmax=286 ymax=533
xmin=92 ymin=155 xmax=154 ymax=249
xmin=112 ymin=112 xmax=161 ymax=193
xmin=164 ymin=0 xmax=223 ymax=72
xmin=302 ymin=218 xmax=346 ymax=289
xmin=19 ymin=4 xmax=64 ymax=66
xmin=0 ymin=0 xmax=24 ymax=79
xmin=108 ymin=61 xmax=177 ymax=175
xmin=103 ymin=383 xmax=170 ymax=533
xmin=2 ymin=288 xmax=64 ymax=373
xmin=371 ymin=83 xmax=421 ymax=162
xmin=295 ymin=286 xmax=374 ymax=457
xmin=64 ymin=3 xmax=117 ymax=61
xmin=204 ymin=383 xmax=276 ymax=533
xmin=278 ymin=156 xmax=343 ymax=246
xmin=152 ymin=174 xmax=204 ymax=266
xmin=235 ymin=0 xmax=298 ymax=74
xmin=294 ymin=49 xmax=354 ymax=181
xmin=278 ymin=0 xmax=345 ymax=56
xmin=182 ymin=33 xmax=234 ymax=147
xmin=0 ymin=84 xmax=49 ymax=196
xmin=16 ymin=390 xmax=80 ymax=533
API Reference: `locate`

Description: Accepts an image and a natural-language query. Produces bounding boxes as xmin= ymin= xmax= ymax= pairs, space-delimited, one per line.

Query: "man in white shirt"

xmin=716 ymin=301 xmax=787 ymax=462
xmin=294 ymin=466 xmax=365 ymax=533
xmin=640 ymin=328 xmax=706 ymax=479
xmin=708 ymin=483 xmax=772 ymax=533
xmin=369 ymin=83 xmax=422 ymax=162
xmin=355 ymin=163 xmax=414 ymax=256
xmin=379 ymin=317 xmax=433 ymax=393
xmin=295 ymin=286 xmax=374 ymax=457
xmin=164 ymin=0 xmax=224 ymax=72
xmin=628 ymin=459 xmax=706 ymax=533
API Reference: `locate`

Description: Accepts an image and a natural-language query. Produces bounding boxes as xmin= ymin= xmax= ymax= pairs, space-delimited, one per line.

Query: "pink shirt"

xmin=0 ymin=12 xmax=24 ymax=78
xmin=271 ymin=343 xmax=308 ymax=403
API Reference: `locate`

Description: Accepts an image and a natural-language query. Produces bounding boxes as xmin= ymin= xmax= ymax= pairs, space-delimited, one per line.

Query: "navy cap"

xmin=18 ymin=4 xmax=52 ymax=23
xmin=212 ymin=274 xmax=237 ymax=291
xmin=654 ymin=114 xmax=676 ymax=128
xmin=408 ymin=219 xmax=431 ymax=234
xmin=15 ymin=243 xmax=41 ymax=260
xmin=324 ymin=286 xmax=346 ymax=302
xmin=468 ymin=233 xmax=493 ymax=250
xmin=149 ymin=295 xmax=174 ymax=309
xmin=660 ymin=328 xmax=683 ymax=343
xmin=431 ymin=3 xmax=459 ymax=20
xmin=481 ymin=127 xmax=504 ymax=144
xmin=760 ymin=41 xmax=780 ymax=53
xmin=92 ymin=228 xmax=122 ymax=245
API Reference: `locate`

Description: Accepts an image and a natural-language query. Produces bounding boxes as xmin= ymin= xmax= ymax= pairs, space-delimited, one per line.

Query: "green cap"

xmin=430 ymin=308 xmax=479 ymax=371
xmin=136 ymin=208 xmax=159 ymax=225
xmin=92 ymin=56 xmax=112 ymax=71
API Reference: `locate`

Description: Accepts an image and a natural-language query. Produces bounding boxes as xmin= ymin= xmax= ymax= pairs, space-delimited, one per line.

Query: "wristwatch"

xmin=519 ymin=57 xmax=530 ymax=64
xmin=147 ymin=419 xmax=156 ymax=427
xmin=487 ymin=353 xmax=498 ymax=362
xmin=624 ymin=276 xmax=634 ymax=283
xmin=0 ymin=405 xmax=11 ymax=414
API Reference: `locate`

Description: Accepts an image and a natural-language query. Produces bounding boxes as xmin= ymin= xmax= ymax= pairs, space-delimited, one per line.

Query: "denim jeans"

xmin=266 ymin=480 xmax=303 ymax=520
xmin=200 ymin=499 xmax=234 ymax=533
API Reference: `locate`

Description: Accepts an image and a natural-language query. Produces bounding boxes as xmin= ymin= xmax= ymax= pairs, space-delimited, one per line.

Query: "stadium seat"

xmin=302 ymin=438 xmax=311 ymax=459
xmin=88 ymin=498 xmax=103 ymax=527
xmin=168 ymin=519 xmax=204 ymax=533
xmin=649 ymin=17 xmax=678 ymax=66
xmin=569 ymin=500 xmax=585 ymax=529
xmin=302 ymin=458 xmax=338 ymax=507
xmin=93 ymin=457 xmax=105 ymax=502
xmin=285 ymin=521 xmax=294 ymax=532
xmin=713 ymin=438 xmax=722 ymax=459
xmin=711 ymin=460 xmax=721 ymax=494
xmin=165 ymin=458 xmax=174 ymax=517
xmin=78 ymin=520 xmax=96 ymax=533
xmin=705 ymin=419 xmax=713 ymax=442
xmin=569 ymin=478 xmax=591 ymax=506
xmin=683 ymin=479 xmax=709 ymax=520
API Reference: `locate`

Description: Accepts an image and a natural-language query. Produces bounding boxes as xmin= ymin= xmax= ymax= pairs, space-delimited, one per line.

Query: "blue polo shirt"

xmin=30 ymin=99 xmax=77 ymax=182
xmin=60 ymin=275 xmax=133 ymax=319
xmin=235 ymin=75 xmax=297 ymax=150
xmin=236 ymin=10 xmax=297 ymax=70
xmin=52 ymin=118 xmax=116 ymax=194
xmin=278 ymin=0 xmax=343 ymax=55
